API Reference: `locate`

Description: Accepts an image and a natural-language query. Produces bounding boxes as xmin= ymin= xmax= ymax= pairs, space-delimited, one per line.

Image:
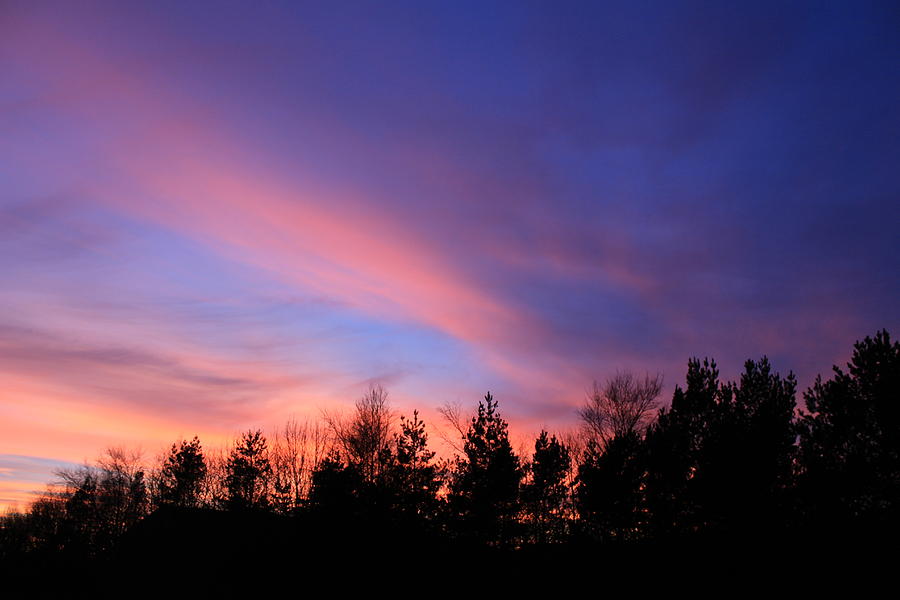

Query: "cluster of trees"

xmin=1 ymin=330 xmax=897 ymax=561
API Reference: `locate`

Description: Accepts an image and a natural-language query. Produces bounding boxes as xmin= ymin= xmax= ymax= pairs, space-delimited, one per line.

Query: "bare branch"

xmin=579 ymin=371 xmax=663 ymax=449
xmin=436 ymin=400 xmax=467 ymax=453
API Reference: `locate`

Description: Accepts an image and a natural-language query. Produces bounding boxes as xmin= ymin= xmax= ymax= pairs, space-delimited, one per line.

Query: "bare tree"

xmin=579 ymin=371 xmax=663 ymax=449
xmin=271 ymin=416 xmax=333 ymax=511
xmin=201 ymin=446 xmax=230 ymax=509
xmin=557 ymin=428 xmax=585 ymax=521
xmin=325 ymin=384 xmax=395 ymax=482
xmin=96 ymin=446 xmax=147 ymax=535
xmin=52 ymin=447 xmax=148 ymax=553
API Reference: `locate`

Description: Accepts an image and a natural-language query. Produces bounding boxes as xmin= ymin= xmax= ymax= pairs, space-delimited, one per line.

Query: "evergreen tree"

xmin=447 ymin=392 xmax=523 ymax=545
xmin=386 ymin=410 xmax=441 ymax=519
xmin=659 ymin=357 xmax=722 ymax=535
xmin=575 ymin=431 xmax=645 ymax=542
xmin=797 ymin=330 xmax=900 ymax=530
xmin=687 ymin=358 xmax=796 ymax=533
xmin=158 ymin=436 xmax=207 ymax=508
xmin=731 ymin=357 xmax=797 ymax=524
xmin=522 ymin=430 xmax=571 ymax=543
xmin=644 ymin=356 xmax=797 ymax=536
xmin=308 ymin=450 xmax=364 ymax=516
xmin=225 ymin=430 xmax=272 ymax=511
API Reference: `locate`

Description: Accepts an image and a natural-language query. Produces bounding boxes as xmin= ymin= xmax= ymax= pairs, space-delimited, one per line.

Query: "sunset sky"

xmin=1 ymin=1 xmax=898 ymax=509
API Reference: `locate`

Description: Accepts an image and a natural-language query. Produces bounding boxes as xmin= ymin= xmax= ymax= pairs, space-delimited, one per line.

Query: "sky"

xmin=1 ymin=1 xmax=898 ymax=509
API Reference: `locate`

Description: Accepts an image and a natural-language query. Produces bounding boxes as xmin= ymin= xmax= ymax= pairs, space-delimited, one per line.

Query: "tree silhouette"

xmin=270 ymin=418 xmax=330 ymax=514
xmin=50 ymin=447 xmax=148 ymax=555
xmin=18 ymin=494 xmax=66 ymax=555
xmin=643 ymin=357 xmax=719 ymax=536
xmin=3 ymin=328 xmax=896 ymax=567
xmin=385 ymin=410 xmax=442 ymax=520
xmin=96 ymin=447 xmax=148 ymax=539
xmin=575 ymin=431 xmax=645 ymax=542
xmin=522 ymin=430 xmax=571 ymax=543
xmin=580 ymin=371 xmax=662 ymax=449
xmin=643 ymin=356 xmax=797 ymax=536
xmin=326 ymin=385 xmax=394 ymax=484
xmin=447 ymin=392 xmax=523 ymax=546
xmin=157 ymin=436 xmax=207 ymax=508
xmin=690 ymin=358 xmax=796 ymax=533
xmin=225 ymin=430 xmax=272 ymax=511
xmin=59 ymin=467 xmax=102 ymax=554
xmin=731 ymin=357 xmax=797 ymax=525
xmin=797 ymin=329 xmax=900 ymax=530
xmin=308 ymin=450 xmax=364 ymax=516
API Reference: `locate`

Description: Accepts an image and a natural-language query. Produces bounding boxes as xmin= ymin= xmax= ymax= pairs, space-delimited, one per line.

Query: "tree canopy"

xmin=225 ymin=430 xmax=272 ymax=511
xmin=448 ymin=392 xmax=523 ymax=545
xmin=158 ymin=436 xmax=207 ymax=508
xmin=797 ymin=329 xmax=900 ymax=527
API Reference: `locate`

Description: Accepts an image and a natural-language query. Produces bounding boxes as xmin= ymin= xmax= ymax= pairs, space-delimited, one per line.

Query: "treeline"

xmin=1 ymin=329 xmax=898 ymax=568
